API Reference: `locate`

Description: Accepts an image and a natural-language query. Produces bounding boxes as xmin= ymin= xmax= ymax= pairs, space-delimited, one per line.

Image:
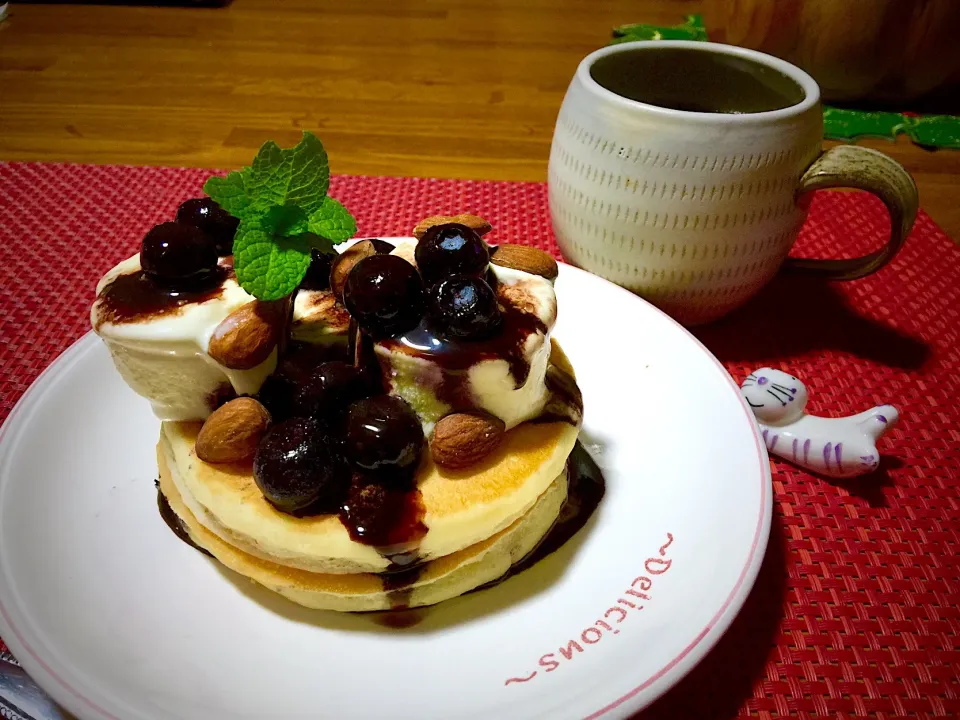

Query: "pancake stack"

xmin=159 ymin=407 xmax=577 ymax=611
xmin=94 ymin=202 xmax=586 ymax=612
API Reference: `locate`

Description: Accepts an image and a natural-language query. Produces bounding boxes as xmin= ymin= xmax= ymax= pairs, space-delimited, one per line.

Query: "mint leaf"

xmin=262 ymin=205 xmax=308 ymax=237
xmin=203 ymin=172 xmax=251 ymax=218
xmin=202 ymin=132 xmax=354 ymax=300
xmin=300 ymin=232 xmax=336 ymax=255
xmin=247 ymin=141 xmax=284 ymax=201
xmin=233 ymin=218 xmax=311 ymax=300
xmin=283 ymin=132 xmax=330 ymax=211
xmin=246 ymin=132 xmax=329 ymax=215
xmin=307 ymin=196 xmax=357 ymax=242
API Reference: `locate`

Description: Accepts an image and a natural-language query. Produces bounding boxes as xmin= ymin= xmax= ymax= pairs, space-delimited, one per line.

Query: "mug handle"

xmin=784 ymin=145 xmax=919 ymax=280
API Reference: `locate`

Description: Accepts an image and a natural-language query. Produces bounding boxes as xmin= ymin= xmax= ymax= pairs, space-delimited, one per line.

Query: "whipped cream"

xmin=374 ymin=239 xmax=558 ymax=432
xmin=92 ymin=255 xmax=276 ymax=420
xmin=93 ymin=238 xmax=561 ymax=430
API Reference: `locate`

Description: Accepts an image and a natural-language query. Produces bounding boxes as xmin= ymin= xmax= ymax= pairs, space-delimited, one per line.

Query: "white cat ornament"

xmin=740 ymin=368 xmax=898 ymax=478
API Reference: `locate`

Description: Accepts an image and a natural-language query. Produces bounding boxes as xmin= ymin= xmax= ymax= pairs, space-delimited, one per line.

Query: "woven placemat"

xmin=1 ymin=162 xmax=958 ymax=719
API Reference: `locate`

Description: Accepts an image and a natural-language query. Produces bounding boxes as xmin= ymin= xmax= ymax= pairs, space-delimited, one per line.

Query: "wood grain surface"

xmin=1 ymin=0 xmax=957 ymax=239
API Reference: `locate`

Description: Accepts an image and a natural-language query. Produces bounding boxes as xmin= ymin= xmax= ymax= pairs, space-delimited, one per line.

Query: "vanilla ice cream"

xmin=374 ymin=239 xmax=558 ymax=432
xmin=92 ymin=255 xmax=277 ymax=420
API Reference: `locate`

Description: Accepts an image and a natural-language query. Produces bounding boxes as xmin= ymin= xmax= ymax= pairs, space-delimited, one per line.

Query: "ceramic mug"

xmin=548 ymin=40 xmax=919 ymax=325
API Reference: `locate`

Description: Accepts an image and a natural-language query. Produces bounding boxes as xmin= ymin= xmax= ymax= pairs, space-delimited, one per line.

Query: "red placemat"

xmin=1 ymin=162 xmax=958 ymax=719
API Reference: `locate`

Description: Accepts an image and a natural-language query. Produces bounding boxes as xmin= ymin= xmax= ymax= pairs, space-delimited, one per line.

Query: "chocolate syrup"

xmin=372 ymin=607 xmax=425 ymax=628
xmin=156 ymin=439 xmax=603 ymax=620
xmin=206 ymin=382 xmax=237 ymax=412
xmin=156 ymin=486 xmax=212 ymax=557
xmin=506 ymin=441 xmax=605 ymax=576
xmin=370 ymin=441 xmax=606 ymax=625
xmin=95 ymin=266 xmax=229 ymax=327
xmin=379 ymin=562 xmax=426 ymax=611
xmin=535 ymin=365 xmax=584 ymax=426
xmin=339 ymin=476 xmax=427 ymax=550
xmin=280 ymin=341 xmax=350 ymax=382
xmin=338 ymin=472 xmax=427 ymax=609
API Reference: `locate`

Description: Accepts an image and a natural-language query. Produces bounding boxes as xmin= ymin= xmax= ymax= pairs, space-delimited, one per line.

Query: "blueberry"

xmin=342 ymin=254 xmax=425 ymax=338
xmin=427 ymin=275 xmax=502 ymax=340
xmin=343 ymin=396 xmax=423 ymax=473
xmin=300 ymin=249 xmax=335 ymax=291
xmin=256 ymin=343 xmax=351 ymax=422
xmin=291 ymin=361 xmax=371 ymax=422
xmin=253 ymin=418 xmax=347 ymax=513
xmin=175 ymin=198 xmax=239 ymax=256
xmin=369 ymin=238 xmax=396 ymax=254
xmin=415 ymin=223 xmax=489 ymax=285
xmin=140 ymin=222 xmax=218 ymax=287
xmin=255 ymin=373 xmax=297 ymax=424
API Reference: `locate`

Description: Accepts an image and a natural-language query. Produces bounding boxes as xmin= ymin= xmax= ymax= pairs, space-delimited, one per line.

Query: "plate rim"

xmin=0 ymin=263 xmax=771 ymax=720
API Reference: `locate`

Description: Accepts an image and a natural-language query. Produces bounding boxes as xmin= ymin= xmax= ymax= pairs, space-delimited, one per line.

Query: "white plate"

xmin=0 ymin=263 xmax=770 ymax=720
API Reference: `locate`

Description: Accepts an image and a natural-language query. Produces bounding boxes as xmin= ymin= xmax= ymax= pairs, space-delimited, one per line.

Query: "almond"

xmin=196 ymin=397 xmax=271 ymax=464
xmin=490 ymin=244 xmax=559 ymax=280
xmin=329 ymin=240 xmax=379 ymax=302
xmin=208 ymin=301 xmax=280 ymax=370
xmin=413 ymin=214 xmax=493 ymax=239
xmin=431 ymin=412 xmax=505 ymax=470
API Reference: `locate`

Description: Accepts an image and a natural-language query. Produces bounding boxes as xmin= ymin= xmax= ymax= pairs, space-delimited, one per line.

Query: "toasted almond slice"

xmin=208 ymin=301 xmax=280 ymax=370
xmin=196 ymin=397 xmax=271 ymax=463
xmin=431 ymin=412 xmax=505 ymax=469
xmin=413 ymin=214 xmax=493 ymax=239
xmin=490 ymin=244 xmax=559 ymax=280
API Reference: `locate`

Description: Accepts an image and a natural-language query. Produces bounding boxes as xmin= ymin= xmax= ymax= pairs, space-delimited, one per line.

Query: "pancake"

xmin=158 ymin=445 xmax=568 ymax=612
xmin=162 ymin=419 xmax=578 ymax=574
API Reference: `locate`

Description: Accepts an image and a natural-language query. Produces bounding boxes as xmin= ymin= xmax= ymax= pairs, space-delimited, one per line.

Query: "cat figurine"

xmin=740 ymin=367 xmax=898 ymax=478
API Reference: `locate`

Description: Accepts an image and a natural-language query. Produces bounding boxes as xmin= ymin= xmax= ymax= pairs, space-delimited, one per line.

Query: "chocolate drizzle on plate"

xmin=95 ymin=265 xmax=230 ymax=327
xmin=156 ymin=486 xmax=212 ymax=557
xmin=380 ymin=561 xmax=426 ymax=613
xmin=509 ymin=441 xmax=604 ymax=575
xmin=466 ymin=441 xmax=604 ymax=597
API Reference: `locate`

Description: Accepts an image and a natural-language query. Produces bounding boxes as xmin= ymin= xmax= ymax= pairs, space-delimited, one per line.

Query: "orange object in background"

xmin=706 ymin=0 xmax=960 ymax=102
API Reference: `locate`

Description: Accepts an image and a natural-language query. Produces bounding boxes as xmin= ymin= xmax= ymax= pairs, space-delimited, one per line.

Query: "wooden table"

xmin=1 ymin=0 xmax=957 ymax=239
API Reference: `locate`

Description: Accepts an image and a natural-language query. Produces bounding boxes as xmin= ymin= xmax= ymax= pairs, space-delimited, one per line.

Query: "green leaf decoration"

xmin=247 ymin=140 xmax=285 ymax=206
xmin=202 ymin=131 xmax=355 ymax=300
xmin=233 ymin=218 xmax=312 ymax=301
xmin=262 ymin=205 xmax=309 ymax=237
xmin=822 ymin=108 xmax=960 ymax=148
xmin=906 ymin=115 xmax=960 ymax=149
xmin=299 ymin=232 xmax=336 ymax=255
xmin=308 ymin=196 xmax=358 ymax=242
xmin=822 ymin=108 xmax=908 ymax=141
xmin=612 ymin=14 xmax=707 ymax=43
xmin=203 ymin=172 xmax=251 ymax=219
xmin=246 ymin=133 xmax=329 ymax=214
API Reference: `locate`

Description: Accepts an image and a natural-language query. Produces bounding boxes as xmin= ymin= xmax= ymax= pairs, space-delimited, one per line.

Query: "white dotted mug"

xmin=548 ymin=41 xmax=918 ymax=325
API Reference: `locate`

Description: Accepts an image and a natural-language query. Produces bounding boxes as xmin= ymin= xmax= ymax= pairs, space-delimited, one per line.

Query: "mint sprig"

xmin=308 ymin=197 xmax=357 ymax=242
xmin=203 ymin=131 xmax=355 ymax=300
xmin=203 ymin=171 xmax=250 ymax=218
